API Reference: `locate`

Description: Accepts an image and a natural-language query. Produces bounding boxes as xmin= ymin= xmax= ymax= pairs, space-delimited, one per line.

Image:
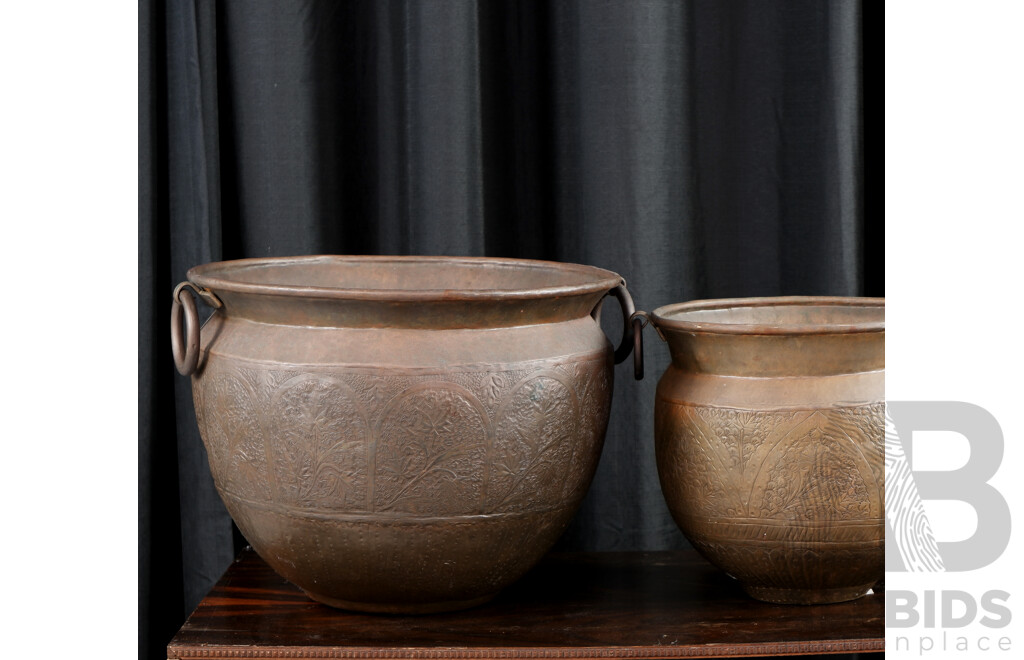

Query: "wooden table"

xmin=168 ymin=548 xmax=883 ymax=659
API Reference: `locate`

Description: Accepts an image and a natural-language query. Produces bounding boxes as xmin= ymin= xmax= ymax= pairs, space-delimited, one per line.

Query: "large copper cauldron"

xmin=170 ymin=256 xmax=635 ymax=613
xmin=634 ymin=297 xmax=884 ymax=604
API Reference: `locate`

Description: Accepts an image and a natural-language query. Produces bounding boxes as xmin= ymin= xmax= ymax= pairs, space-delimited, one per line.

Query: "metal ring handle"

xmin=171 ymin=285 xmax=201 ymax=376
xmin=629 ymin=311 xmax=650 ymax=381
xmin=608 ymin=282 xmax=636 ymax=365
xmin=173 ymin=281 xmax=223 ymax=309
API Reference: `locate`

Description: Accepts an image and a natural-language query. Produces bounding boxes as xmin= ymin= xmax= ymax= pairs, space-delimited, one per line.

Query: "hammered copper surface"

xmin=171 ymin=256 xmax=634 ymax=613
xmin=648 ymin=297 xmax=884 ymax=605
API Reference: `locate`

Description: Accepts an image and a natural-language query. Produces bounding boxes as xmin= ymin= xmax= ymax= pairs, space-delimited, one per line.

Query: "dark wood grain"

xmin=167 ymin=548 xmax=883 ymax=659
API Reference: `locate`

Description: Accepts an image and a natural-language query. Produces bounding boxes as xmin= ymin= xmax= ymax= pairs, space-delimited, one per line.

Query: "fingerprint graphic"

xmin=886 ymin=404 xmax=945 ymax=571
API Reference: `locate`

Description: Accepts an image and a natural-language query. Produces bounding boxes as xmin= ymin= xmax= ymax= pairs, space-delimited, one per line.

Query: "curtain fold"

xmin=140 ymin=2 xmax=873 ymax=658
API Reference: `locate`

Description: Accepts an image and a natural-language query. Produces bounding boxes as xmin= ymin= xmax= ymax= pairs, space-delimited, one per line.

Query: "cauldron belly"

xmin=192 ymin=348 xmax=611 ymax=610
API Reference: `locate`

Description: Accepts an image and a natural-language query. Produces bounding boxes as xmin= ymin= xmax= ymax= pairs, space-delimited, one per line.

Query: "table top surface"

xmin=167 ymin=548 xmax=883 ymax=659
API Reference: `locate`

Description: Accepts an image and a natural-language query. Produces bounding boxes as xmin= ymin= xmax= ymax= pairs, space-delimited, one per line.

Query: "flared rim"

xmin=651 ymin=296 xmax=885 ymax=335
xmin=188 ymin=255 xmax=623 ymax=302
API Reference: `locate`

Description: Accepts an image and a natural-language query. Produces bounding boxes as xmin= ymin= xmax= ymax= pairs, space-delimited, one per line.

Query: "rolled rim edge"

xmin=187 ymin=255 xmax=624 ymax=302
xmin=650 ymin=296 xmax=885 ymax=336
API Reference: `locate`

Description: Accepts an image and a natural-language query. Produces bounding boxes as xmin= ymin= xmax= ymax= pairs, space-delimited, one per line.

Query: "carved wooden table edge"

xmin=168 ymin=642 xmax=884 ymax=659
xmin=167 ymin=549 xmax=884 ymax=660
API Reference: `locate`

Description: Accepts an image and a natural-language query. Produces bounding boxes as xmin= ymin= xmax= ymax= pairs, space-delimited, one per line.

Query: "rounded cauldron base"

xmin=303 ymin=590 xmax=499 ymax=614
xmin=743 ymin=584 xmax=875 ymax=605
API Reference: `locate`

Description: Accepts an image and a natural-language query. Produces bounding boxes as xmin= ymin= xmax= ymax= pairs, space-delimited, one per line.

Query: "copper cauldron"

xmin=633 ymin=297 xmax=884 ymax=604
xmin=170 ymin=256 xmax=635 ymax=613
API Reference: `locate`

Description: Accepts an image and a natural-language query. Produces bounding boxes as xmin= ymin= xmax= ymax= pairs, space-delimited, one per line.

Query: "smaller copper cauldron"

xmin=631 ymin=297 xmax=884 ymax=604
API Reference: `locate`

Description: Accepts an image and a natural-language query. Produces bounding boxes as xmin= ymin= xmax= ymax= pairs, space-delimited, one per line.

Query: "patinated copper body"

xmin=171 ymin=256 xmax=634 ymax=613
xmin=646 ymin=297 xmax=884 ymax=604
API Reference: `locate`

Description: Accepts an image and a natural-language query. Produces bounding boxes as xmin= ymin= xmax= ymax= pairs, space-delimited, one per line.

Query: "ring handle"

xmin=607 ymin=281 xmax=636 ymax=365
xmin=171 ymin=286 xmax=200 ymax=376
xmin=170 ymin=282 xmax=222 ymax=376
xmin=629 ymin=311 xmax=650 ymax=381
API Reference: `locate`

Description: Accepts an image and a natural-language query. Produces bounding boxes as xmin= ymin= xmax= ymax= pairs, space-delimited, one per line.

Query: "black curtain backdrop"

xmin=140 ymin=2 xmax=878 ymax=659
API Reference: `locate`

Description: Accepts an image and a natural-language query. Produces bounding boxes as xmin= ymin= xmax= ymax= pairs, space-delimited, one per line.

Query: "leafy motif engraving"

xmin=374 ymin=384 xmax=487 ymax=515
xmin=196 ymin=372 xmax=271 ymax=500
xmin=194 ymin=354 xmax=611 ymax=516
xmin=490 ymin=375 xmax=577 ymax=511
xmin=838 ymin=404 xmax=886 ymax=488
xmin=758 ymin=412 xmax=872 ymax=521
xmin=659 ymin=403 xmax=883 ymax=522
xmin=272 ymin=374 xmax=369 ymax=509
xmin=560 ymin=358 xmax=612 ymax=500
xmin=703 ymin=409 xmax=773 ymax=473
